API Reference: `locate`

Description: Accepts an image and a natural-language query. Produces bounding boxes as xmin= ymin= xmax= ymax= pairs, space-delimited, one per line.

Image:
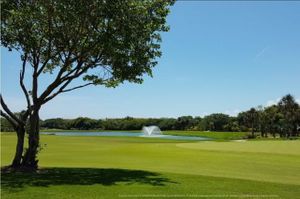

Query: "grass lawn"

xmin=164 ymin=131 xmax=248 ymax=140
xmin=1 ymin=133 xmax=300 ymax=198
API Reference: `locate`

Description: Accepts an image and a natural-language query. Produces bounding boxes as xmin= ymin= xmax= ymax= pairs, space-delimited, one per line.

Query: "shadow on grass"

xmin=1 ymin=167 xmax=176 ymax=191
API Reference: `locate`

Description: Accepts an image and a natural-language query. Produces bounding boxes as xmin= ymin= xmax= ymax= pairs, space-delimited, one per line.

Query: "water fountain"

xmin=142 ymin=126 xmax=162 ymax=136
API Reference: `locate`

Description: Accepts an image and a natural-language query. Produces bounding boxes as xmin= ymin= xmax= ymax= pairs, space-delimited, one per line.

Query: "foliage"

xmin=0 ymin=117 xmax=14 ymax=132
xmin=200 ymin=113 xmax=231 ymax=131
xmin=278 ymin=94 xmax=300 ymax=137
xmin=71 ymin=117 xmax=101 ymax=130
xmin=175 ymin=116 xmax=195 ymax=130
xmin=237 ymin=108 xmax=259 ymax=137
xmin=40 ymin=118 xmax=71 ymax=130
xmin=1 ymin=0 xmax=175 ymax=87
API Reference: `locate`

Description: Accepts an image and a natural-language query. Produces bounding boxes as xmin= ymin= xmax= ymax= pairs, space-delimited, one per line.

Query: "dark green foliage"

xmin=200 ymin=114 xmax=231 ymax=131
xmin=238 ymin=108 xmax=260 ymax=137
xmin=40 ymin=117 xmax=179 ymax=131
xmin=1 ymin=0 xmax=175 ymax=87
xmin=0 ymin=117 xmax=14 ymax=132
xmin=157 ymin=118 xmax=177 ymax=130
xmin=39 ymin=94 xmax=300 ymax=138
xmin=223 ymin=118 xmax=240 ymax=132
xmin=258 ymin=105 xmax=282 ymax=138
xmin=278 ymin=94 xmax=300 ymax=137
xmin=71 ymin=117 xmax=101 ymax=130
xmin=175 ymin=116 xmax=195 ymax=130
xmin=250 ymin=95 xmax=300 ymax=138
xmin=41 ymin=118 xmax=71 ymax=130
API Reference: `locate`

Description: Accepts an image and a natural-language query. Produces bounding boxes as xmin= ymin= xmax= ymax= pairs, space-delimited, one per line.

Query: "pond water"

xmin=41 ymin=131 xmax=211 ymax=141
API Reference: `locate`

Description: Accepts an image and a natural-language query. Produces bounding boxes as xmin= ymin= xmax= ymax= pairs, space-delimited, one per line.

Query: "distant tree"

xmin=158 ymin=118 xmax=177 ymax=130
xmin=256 ymin=106 xmax=268 ymax=138
xmin=223 ymin=117 xmax=240 ymax=132
xmin=41 ymin=118 xmax=70 ymax=130
xmin=175 ymin=116 xmax=195 ymax=130
xmin=0 ymin=117 xmax=14 ymax=132
xmin=71 ymin=117 xmax=99 ymax=130
xmin=238 ymin=108 xmax=259 ymax=137
xmin=201 ymin=114 xmax=230 ymax=131
xmin=263 ymin=105 xmax=282 ymax=138
xmin=258 ymin=108 xmax=268 ymax=138
xmin=193 ymin=117 xmax=203 ymax=131
xmin=297 ymin=108 xmax=300 ymax=136
xmin=278 ymin=94 xmax=300 ymax=137
xmin=1 ymin=0 xmax=174 ymax=170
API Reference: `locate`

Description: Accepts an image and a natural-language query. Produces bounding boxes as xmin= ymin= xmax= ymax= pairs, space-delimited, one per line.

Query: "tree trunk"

xmin=11 ymin=127 xmax=25 ymax=168
xmin=292 ymin=125 xmax=297 ymax=137
xmin=251 ymin=123 xmax=254 ymax=137
xmin=22 ymin=109 xmax=40 ymax=169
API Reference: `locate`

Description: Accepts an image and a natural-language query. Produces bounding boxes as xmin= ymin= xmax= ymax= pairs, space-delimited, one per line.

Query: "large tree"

xmin=263 ymin=105 xmax=283 ymax=138
xmin=278 ymin=94 xmax=300 ymax=137
xmin=238 ymin=108 xmax=259 ymax=137
xmin=1 ymin=0 xmax=174 ymax=170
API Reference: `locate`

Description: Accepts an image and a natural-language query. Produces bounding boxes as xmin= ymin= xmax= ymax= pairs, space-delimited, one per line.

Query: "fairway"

xmin=1 ymin=134 xmax=300 ymax=198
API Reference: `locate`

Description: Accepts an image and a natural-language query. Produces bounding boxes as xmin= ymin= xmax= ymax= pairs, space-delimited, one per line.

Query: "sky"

xmin=1 ymin=1 xmax=300 ymax=119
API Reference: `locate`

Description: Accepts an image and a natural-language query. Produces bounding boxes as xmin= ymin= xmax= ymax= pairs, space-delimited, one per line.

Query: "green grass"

xmin=1 ymin=134 xmax=300 ymax=198
xmin=164 ymin=130 xmax=248 ymax=140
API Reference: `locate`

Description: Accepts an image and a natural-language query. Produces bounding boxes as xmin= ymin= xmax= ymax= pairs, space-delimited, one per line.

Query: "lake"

xmin=41 ymin=131 xmax=211 ymax=141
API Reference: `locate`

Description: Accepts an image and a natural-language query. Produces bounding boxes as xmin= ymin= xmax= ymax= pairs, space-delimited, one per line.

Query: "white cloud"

xmin=199 ymin=112 xmax=209 ymax=117
xmin=266 ymin=98 xmax=281 ymax=107
xmin=266 ymin=97 xmax=300 ymax=107
xmin=224 ymin=109 xmax=241 ymax=116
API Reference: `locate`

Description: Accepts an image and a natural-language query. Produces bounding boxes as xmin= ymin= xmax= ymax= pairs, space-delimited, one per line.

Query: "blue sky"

xmin=1 ymin=1 xmax=300 ymax=119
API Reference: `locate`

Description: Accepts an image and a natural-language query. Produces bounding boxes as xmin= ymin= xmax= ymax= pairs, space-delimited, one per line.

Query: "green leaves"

xmin=1 ymin=0 xmax=174 ymax=87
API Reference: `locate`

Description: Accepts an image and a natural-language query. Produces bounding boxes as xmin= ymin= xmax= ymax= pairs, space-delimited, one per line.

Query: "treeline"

xmin=1 ymin=94 xmax=300 ymax=138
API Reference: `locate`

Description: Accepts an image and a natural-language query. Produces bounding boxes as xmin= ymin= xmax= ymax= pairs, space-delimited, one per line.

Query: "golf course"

xmin=1 ymin=133 xmax=300 ymax=198
xmin=1 ymin=1 xmax=300 ymax=198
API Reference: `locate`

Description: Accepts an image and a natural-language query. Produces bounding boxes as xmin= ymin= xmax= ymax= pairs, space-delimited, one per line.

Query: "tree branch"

xmin=62 ymin=64 xmax=88 ymax=81
xmin=36 ymin=48 xmax=63 ymax=76
xmin=42 ymin=79 xmax=94 ymax=104
xmin=61 ymin=82 xmax=94 ymax=93
xmin=38 ymin=52 xmax=76 ymax=101
xmin=42 ymin=78 xmax=73 ymax=104
xmin=37 ymin=61 xmax=48 ymax=76
xmin=0 ymin=95 xmax=23 ymax=125
xmin=39 ymin=53 xmax=102 ymax=104
xmin=60 ymin=60 xmax=84 ymax=81
xmin=0 ymin=110 xmax=18 ymax=130
xmin=31 ymin=49 xmax=41 ymax=106
xmin=20 ymin=53 xmax=31 ymax=109
xmin=37 ymin=8 xmax=54 ymax=77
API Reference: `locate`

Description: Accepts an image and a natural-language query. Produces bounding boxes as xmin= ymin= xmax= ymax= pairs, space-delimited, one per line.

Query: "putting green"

xmin=176 ymin=140 xmax=300 ymax=155
xmin=1 ymin=134 xmax=300 ymax=198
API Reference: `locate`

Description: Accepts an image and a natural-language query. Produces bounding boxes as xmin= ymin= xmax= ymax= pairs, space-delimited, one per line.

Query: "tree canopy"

xmin=1 ymin=0 xmax=175 ymax=169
